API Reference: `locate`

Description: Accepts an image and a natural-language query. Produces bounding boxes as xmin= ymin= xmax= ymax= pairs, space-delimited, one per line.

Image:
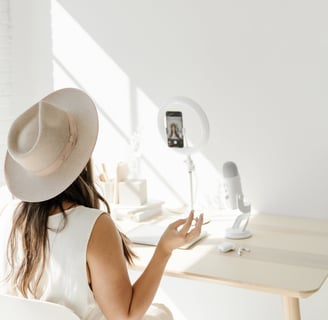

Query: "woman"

xmin=0 ymin=88 xmax=203 ymax=319
xmin=167 ymin=123 xmax=183 ymax=148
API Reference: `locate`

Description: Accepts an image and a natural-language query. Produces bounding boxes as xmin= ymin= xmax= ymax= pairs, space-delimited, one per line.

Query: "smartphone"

xmin=165 ymin=111 xmax=184 ymax=148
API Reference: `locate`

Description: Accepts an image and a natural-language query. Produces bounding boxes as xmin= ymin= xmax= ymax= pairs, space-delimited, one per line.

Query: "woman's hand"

xmin=157 ymin=211 xmax=204 ymax=256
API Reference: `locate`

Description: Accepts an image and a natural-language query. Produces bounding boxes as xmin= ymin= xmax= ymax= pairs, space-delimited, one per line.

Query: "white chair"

xmin=0 ymin=294 xmax=80 ymax=319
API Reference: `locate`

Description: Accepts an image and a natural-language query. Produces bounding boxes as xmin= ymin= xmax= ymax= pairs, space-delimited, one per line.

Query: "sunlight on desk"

xmin=124 ymin=213 xmax=328 ymax=320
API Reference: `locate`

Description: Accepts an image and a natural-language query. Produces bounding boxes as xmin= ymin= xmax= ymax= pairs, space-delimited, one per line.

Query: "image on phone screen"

xmin=166 ymin=111 xmax=184 ymax=148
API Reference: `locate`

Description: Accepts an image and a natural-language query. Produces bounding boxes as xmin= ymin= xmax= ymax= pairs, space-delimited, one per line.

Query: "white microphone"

xmin=222 ymin=161 xmax=242 ymax=210
xmin=222 ymin=161 xmax=252 ymax=239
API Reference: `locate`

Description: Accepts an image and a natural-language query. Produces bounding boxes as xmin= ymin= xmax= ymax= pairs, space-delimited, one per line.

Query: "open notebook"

xmin=126 ymin=224 xmax=207 ymax=249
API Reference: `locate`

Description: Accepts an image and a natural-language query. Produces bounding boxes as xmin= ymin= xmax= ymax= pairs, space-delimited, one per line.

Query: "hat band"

xmin=32 ymin=113 xmax=78 ymax=176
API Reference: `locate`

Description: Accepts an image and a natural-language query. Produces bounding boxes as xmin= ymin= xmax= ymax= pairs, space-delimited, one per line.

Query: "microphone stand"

xmin=225 ymin=195 xmax=252 ymax=239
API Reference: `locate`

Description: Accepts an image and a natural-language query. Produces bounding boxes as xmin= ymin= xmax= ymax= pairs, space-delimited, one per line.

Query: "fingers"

xmin=187 ymin=213 xmax=204 ymax=239
xmin=172 ymin=211 xmax=203 ymax=240
xmin=168 ymin=210 xmax=194 ymax=230
xmin=179 ymin=210 xmax=194 ymax=234
xmin=169 ymin=218 xmax=188 ymax=229
xmin=169 ymin=211 xmax=204 ymax=238
xmin=192 ymin=214 xmax=203 ymax=229
xmin=160 ymin=212 xmax=204 ymax=252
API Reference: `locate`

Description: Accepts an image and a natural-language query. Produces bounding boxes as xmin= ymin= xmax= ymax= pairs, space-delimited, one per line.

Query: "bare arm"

xmin=87 ymin=211 xmax=203 ymax=320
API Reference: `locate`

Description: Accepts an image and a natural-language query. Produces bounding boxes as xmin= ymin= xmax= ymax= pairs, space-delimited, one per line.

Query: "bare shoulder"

xmin=92 ymin=213 xmax=117 ymax=235
xmin=87 ymin=212 xmax=124 ymax=261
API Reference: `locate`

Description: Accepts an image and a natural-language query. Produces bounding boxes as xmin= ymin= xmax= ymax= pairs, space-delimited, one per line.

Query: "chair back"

xmin=0 ymin=294 xmax=80 ymax=319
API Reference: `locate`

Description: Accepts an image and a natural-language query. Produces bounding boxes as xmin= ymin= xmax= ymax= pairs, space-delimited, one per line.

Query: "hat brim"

xmin=4 ymin=88 xmax=99 ymax=202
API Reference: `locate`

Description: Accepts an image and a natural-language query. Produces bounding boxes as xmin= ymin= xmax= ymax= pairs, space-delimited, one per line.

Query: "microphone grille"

xmin=222 ymin=161 xmax=239 ymax=178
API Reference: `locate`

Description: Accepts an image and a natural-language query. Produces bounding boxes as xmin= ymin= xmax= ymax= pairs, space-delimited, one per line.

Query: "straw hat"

xmin=4 ymin=88 xmax=99 ymax=202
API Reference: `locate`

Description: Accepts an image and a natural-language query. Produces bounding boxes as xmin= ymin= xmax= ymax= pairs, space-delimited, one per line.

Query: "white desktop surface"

xmin=118 ymin=212 xmax=328 ymax=320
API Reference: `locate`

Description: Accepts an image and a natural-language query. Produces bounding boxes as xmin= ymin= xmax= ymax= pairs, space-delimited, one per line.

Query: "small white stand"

xmin=225 ymin=195 xmax=252 ymax=239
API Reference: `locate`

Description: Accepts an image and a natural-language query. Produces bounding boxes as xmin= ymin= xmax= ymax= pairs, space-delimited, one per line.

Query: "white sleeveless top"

xmin=0 ymin=203 xmax=105 ymax=320
xmin=0 ymin=201 xmax=174 ymax=320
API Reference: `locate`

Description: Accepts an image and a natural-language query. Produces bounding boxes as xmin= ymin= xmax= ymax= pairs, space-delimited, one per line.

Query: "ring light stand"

xmin=158 ymin=97 xmax=210 ymax=211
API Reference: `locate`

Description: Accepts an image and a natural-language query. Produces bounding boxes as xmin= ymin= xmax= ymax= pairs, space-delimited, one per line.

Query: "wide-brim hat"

xmin=4 ymin=88 xmax=99 ymax=202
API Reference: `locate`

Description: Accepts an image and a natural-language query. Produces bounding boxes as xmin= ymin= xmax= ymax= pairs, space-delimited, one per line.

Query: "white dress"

xmin=0 ymin=202 xmax=173 ymax=320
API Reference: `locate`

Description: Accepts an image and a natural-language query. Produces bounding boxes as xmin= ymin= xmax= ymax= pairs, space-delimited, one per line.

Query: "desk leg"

xmin=282 ymin=296 xmax=301 ymax=320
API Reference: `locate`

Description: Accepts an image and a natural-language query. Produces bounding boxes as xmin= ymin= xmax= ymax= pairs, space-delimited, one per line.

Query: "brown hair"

xmin=7 ymin=160 xmax=135 ymax=298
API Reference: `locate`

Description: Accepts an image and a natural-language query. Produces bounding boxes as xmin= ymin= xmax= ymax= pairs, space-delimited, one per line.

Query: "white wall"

xmin=0 ymin=0 xmax=13 ymax=185
xmin=0 ymin=0 xmax=53 ymax=184
xmin=5 ymin=0 xmax=328 ymax=319
xmin=8 ymin=0 xmax=328 ymax=219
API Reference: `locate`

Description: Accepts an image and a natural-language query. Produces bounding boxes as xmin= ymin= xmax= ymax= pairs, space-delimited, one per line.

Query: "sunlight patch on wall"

xmin=51 ymin=0 xmax=131 ymax=168
xmin=50 ymin=0 xmax=221 ymax=211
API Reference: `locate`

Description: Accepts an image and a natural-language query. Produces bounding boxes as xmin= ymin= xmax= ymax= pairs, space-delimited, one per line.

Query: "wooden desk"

xmin=129 ymin=213 xmax=328 ymax=320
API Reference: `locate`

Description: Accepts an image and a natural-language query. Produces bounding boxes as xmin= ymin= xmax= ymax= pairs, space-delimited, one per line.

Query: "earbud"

xmin=237 ymin=247 xmax=251 ymax=256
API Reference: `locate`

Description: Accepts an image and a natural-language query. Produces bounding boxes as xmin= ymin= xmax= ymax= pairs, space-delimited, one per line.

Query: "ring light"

xmin=157 ymin=96 xmax=210 ymax=211
xmin=157 ymin=96 xmax=210 ymax=155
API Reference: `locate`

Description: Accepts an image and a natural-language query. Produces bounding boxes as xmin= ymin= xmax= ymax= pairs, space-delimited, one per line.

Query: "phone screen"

xmin=165 ymin=111 xmax=184 ymax=148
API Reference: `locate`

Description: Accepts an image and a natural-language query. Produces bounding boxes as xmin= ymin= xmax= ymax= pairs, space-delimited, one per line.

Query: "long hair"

xmin=7 ymin=160 xmax=135 ymax=298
